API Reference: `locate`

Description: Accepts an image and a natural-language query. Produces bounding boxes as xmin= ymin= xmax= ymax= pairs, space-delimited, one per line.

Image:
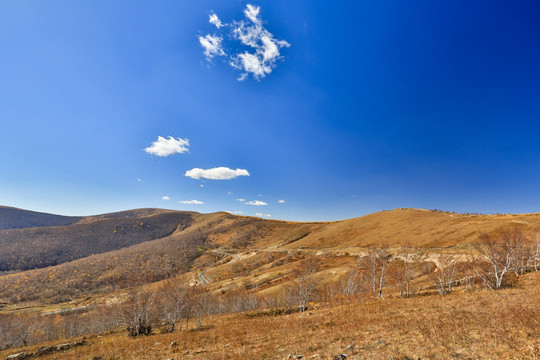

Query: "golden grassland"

xmin=3 ymin=271 xmax=540 ymax=360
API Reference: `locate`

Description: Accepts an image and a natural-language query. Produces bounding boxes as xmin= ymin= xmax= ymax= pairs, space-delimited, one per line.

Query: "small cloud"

xmin=209 ymin=12 xmax=223 ymax=28
xmin=226 ymin=210 xmax=244 ymax=214
xmin=246 ymin=200 xmax=267 ymax=206
xmin=162 ymin=196 xmax=171 ymax=200
xmin=185 ymin=167 xmax=250 ymax=180
xmin=236 ymin=198 xmax=246 ymax=202
xmin=227 ymin=191 xmax=233 ymax=195
xmin=136 ymin=178 xmax=143 ymax=182
xmin=255 ymin=212 xmax=271 ymax=217
xmin=144 ymin=136 xmax=190 ymax=157
xmin=200 ymin=184 xmax=205 ymax=187
xmin=179 ymin=200 xmax=204 ymax=205
xmin=278 ymin=199 xmax=286 ymax=203
xmin=198 ymin=34 xmax=225 ymax=60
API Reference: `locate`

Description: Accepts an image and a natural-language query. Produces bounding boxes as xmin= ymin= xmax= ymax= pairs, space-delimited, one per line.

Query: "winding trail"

xmin=197 ymin=270 xmax=209 ymax=286
xmin=197 ymin=249 xmax=240 ymax=286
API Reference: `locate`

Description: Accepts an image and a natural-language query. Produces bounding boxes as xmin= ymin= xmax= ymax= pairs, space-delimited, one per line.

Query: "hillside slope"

xmin=0 ymin=209 xmax=195 ymax=272
xmin=0 ymin=206 xmax=81 ymax=230
xmin=3 ymin=206 xmax=540 ymax=305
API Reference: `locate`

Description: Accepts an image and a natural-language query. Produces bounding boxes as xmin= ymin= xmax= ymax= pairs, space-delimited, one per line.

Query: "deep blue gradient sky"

xmin=1 ymin=1 xmax=539 ymax=221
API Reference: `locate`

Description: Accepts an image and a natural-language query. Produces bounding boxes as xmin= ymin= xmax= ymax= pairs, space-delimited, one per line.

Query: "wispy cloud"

xmin=246 ymin=200 xmax=267 ymax=206
xmin=198 ymin=34 xmax=225 ymax=59
xmin=278 ymin=199 xmax=286 ymax=203
xmin=136 ymin=178 xmax=143 ymax=182
xmin=226 ymin=210 xmax=243 ymax=214
xmin=199 ymin=4 xmax=290 ymax=80
xmin=185 ymin=167 xmax=250 ymax=180
xmin=144 ymin=136 xmax=190 ymax=157
xmin=179 ymin=199 xmax=204 ymax=205
xmin=236 ymin=198 xmax=246 ymax=202
xmin=209 ymin=12 xmax=223 ymax=29
xmin=256 ymin=212 xmax=271 ymax=217
xmin=162 ymin=196 xmax=171 ymax=200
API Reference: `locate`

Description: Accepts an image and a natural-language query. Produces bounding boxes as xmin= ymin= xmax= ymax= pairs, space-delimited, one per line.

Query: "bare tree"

xmin=0 ymin=314 xmax=34 ymax=350
xmin=340 ymin=269 xmax=363 ymax=297
xmin=158 ymin=280 xmax=188 ymax=333
xmin=473 ymin=230 xmax=521 ymax=289
xmin=188 ymin=285 xmax=210 ymax=329
xmin=534 ymin=232 xmax=540 ymax=272
xmin=116 ymin=289 xmax=157 ymax=336
xmin=361 ymin=248 xmax=391 ymax=300
xmin=389 ymin=252 xmax=416 ymax=298
xmin=289 ymin=256 xmax=320 ymax=312
xmin=425 ymin=256 xmax=458 ymax=295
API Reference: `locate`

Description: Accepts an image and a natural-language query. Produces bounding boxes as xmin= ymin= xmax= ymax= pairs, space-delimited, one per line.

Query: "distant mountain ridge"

xmin=0 ymin=207 xmax=196 ymax=272
xmin=0 ymin=206 xmax=82 ymax=230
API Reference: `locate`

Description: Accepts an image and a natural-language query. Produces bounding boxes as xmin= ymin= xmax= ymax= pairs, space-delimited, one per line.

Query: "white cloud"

xmin=136 ymin=178 xmax=143 ymax=182
xmin=179 ymin=200 xmax=204 ymax=205
xmin=162 ymin=196 xmax=171 ymax=200
xmin=278 ymin=199 xmax=286 ymax=203
xmin=227 ymin=191 xmax=233 ymax=195
xmin=198 ymin=34 xmax=226 ymax=60
xmin=200 ymin=4 xmax=290 ymax=81
xmin=185 ymin=167 xmax=250 ymax=180
xmin=256 ymin=212 xmax=271 ymax=217
xmin=144 ymin=136 xmax=190 ymax=157
xmin=236 ymin=198 xmax=246 ymax=202
xmin=246 ymin=200 xmax=267 ymax=206
xmin=226 ymin=210 xmax=243 ymax=214
xmin=209 ymin=12 xmax=223 ymax=28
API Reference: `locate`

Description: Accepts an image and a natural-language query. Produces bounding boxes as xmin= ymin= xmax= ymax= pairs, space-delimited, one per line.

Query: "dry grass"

xmin=4 ymin=272 xmax=540 ymax=360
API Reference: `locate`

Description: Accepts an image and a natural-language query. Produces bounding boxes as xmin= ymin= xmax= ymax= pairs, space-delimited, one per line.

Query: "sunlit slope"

xmin=277 ymin=208 xmax=540 ymax=249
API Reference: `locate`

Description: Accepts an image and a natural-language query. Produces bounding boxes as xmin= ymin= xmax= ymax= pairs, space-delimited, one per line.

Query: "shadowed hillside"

xmin=0 ymin=206 xmax=81 ymax=230
xmin=0 ymin=209 xmax=194 ymax=272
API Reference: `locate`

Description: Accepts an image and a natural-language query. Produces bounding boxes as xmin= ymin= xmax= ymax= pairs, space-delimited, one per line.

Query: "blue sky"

xmin=1 ymin=1 xmax=539 ymax=221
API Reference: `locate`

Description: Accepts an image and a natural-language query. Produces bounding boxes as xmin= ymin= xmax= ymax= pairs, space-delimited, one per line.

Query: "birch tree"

xmin=361 ymin=248 xmax=391 ymax=300
xmin=474 ymin=230 xmax=520 ymax=289
xmin=289 ymin=256 xmax=320 ymax=312
xmin=426 ymin=256 xmax=457 ymax=295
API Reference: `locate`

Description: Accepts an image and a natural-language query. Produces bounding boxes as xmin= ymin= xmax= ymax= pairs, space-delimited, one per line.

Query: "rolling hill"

xmin=2 ymin=206 xmax=540 ymax=306
xmin=2 ymin=206 xmax=540 ymax=359
xmin=0 ymin=206 xmax=81 ymax=230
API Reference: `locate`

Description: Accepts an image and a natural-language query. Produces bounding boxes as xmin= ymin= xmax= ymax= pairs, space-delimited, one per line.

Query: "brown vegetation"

xmin=4 ymin=208 xmax=540 ymax=358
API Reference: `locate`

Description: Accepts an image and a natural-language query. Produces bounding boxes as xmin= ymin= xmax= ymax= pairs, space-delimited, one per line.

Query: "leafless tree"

xmin=361 ymin=248 xmax=391 ymax=300
xmin=509 ymin=230 xmax=534 ymax=275
xmin=188 ymin=285 xmax=210 ymax=329
xmin=289 ymin=256 xmax=320 ymax=312
xmin=473 ymin=229 xmax=522 ymax=289
xmin=0 ymin=314 xmax=34 ymax=349
xmin=425 ymin=256 xmax=458 ymax=295
xmin=389 ymin=252 xmax=416 ymax=298
xmin=116 ymin=288 xmax=157 ymax=336
xmin=340 ymin=269 xmax=363 ymax=297
xmin=158 ymin=280 xmax=188 ymax=332
xmin=533 ymin=232 xmax=540 ymax=272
